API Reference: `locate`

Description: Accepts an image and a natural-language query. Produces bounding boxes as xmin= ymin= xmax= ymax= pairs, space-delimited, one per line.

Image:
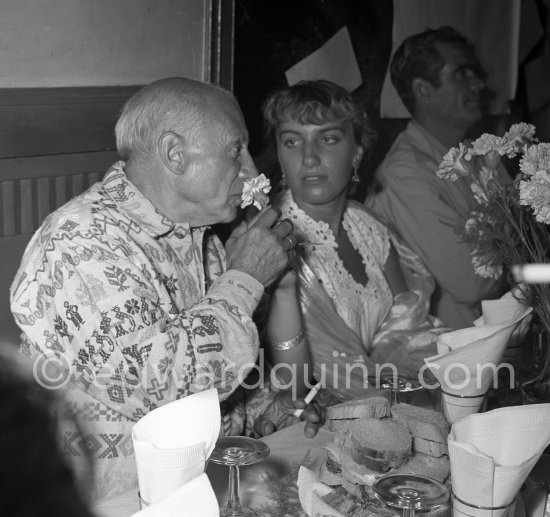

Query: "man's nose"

xmin=239 ymin=149 xmax=258 ymax=179
xmin=467 ymin=69 xmax=485 ymax=91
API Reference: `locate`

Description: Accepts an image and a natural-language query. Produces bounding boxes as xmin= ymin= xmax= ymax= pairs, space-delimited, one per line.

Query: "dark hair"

xmin=262 ymin=80 xmax=375 ymax=151
xmin=390 ymin=26 xmax=484 ymax=114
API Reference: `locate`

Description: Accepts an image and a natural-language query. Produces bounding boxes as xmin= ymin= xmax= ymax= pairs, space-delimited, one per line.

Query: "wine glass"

xmin=373 ymin=473 xmax=449 ymax=517
xmin=209 ymin=436 xmax=270 ymax=517
xmin=379 ymin=375 xmax=424 ymax=406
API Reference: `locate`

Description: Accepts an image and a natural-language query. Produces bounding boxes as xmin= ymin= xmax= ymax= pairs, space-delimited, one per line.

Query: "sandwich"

xmin=390 ymin=403 xmax=450 ymax=457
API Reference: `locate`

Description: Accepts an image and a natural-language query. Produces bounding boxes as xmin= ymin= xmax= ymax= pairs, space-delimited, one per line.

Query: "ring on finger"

xmin=284 ymin=235 xmax=297 ymax=250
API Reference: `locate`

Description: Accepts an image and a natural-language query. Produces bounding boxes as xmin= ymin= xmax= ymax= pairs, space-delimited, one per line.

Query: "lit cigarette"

xmin=512 ymin=264 xmax=550 ymax=284
xmin=293 ymin=381 xmax=322 ymax=418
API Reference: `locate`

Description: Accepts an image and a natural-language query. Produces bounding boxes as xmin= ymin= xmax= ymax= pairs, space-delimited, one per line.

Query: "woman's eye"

xmin=322 ymin=135 xmax=339 ymax=144
xmin=283 ymin=138 xmax=298 ymax=147
xmin=232 ymin=145 xmax=243 ymax=158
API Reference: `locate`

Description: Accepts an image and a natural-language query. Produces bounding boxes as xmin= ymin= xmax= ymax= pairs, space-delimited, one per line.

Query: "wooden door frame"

xmin=208 ymin=0 xmax=235 ymax=91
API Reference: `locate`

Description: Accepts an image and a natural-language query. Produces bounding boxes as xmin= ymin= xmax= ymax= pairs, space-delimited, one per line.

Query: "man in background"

xmin=366 ymin=27 xmax=507 ymax=329
xmin=10 ymin=77 xmax=321 ymax=499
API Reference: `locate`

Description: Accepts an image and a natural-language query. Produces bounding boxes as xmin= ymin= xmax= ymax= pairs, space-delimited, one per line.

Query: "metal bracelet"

xmin=270 ymin=328 xmax=305 ymax=351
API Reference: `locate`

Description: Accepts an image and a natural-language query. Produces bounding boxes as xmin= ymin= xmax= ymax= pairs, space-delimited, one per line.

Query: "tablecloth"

xmin=92 ymin=423 xmax=333 ymax=517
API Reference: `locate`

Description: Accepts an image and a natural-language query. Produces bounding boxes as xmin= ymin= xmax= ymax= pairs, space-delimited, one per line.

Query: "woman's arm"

xmin=384 ymin=242 xmax=408 ymax=295
xmin=265 ymin=269 xmax=312 ymax=398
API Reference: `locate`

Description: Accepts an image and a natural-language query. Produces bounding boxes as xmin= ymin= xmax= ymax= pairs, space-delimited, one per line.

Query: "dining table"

xmin=92 ymin=422 xmax=334 ymax=517
xmin=92 ymin=418 xmax=535 ymax=517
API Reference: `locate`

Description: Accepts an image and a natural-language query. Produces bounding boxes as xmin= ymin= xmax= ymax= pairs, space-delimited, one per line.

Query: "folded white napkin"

xmin=425 ymin=305 xmax=532 ymax=424
xmin=130 ymin=473 xmax=219 ymax=517
xmin=474 ymin=290 xmax=533 ymax=364
xmin=449 ymin=404 xmax=550 ymax=517
xmin=298 ymin=466 xmax=345 ymax=517
xmin=132 ymin=388 xmax=221 ymax=504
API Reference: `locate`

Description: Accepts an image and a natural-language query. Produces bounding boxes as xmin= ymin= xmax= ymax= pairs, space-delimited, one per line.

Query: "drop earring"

xmin=351 ymin=164 xmax=360 ymax=184
xmin=279 ymin=173 xmax=287 ymax=189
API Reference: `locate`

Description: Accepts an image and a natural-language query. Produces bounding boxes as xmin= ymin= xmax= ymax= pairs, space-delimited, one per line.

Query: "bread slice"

xmin=390 ymin=403 xmax=449 ymax=456
xmin=322 ymin=486 xmax=395 ymax=517
xmin=398 ymin=452 xmax=450 ymax=483
xmin=327 ymin=396 xmax=389 ymax=421
xmin=348 ymin=418 xmax=411 ymax=471
xmin=328 ymin=419 xmax=353 ymax=433
xmin=413 ymin=436 xmax=449 ymax=457
xmin=340 ymin=476 xmax=363 ymax=499
xmin=317 ymin=450 xmax=343 ymax=486
xmin=339 ymin=442 xmax=381 ymax=485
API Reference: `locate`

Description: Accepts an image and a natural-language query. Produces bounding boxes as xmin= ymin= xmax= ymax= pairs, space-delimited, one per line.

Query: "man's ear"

xmin=412 ymin=77 xmax=432 ymax=106
xmin=158 ymin=131 xmax=187 ymax=175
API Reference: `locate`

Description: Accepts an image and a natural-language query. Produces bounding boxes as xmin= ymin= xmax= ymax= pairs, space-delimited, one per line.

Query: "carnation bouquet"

xmin=436 ymin=123 xmax=550 ymax=397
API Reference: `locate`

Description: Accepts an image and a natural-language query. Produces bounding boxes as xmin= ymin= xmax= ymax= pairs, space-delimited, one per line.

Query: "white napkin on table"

xmin=425 ymin=305 xmax=532 ymax=424
xmin=298 ymin=466 xmax=345 ymax=517
xmin=132 ymin=388 xmax=221 ymax=505
xmin=474 ymin=290 xmax=533 ymax=363
xmin=449 ymin=404 xmax=550 ymax=517
xmin=129 ymin=473 xmax=218 ymax=517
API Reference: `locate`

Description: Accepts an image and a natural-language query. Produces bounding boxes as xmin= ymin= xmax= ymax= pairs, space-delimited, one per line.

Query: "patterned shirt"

xmin=10 ymin=162 xmax=263 ymax=499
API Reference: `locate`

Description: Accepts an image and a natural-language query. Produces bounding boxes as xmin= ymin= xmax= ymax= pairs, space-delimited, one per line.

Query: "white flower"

xmin=503 ymin=122 xmax=537 ymax=151
xmin=471 ymin=251 xmax=503 ymax=279
xmin=519 ymin=142 xmax=550 ymax=177
xmin=240 ymin=174 xmax=272 ymax=210
xmin=469 ymin=133 xmax=517 ymax=158
xmin=437 ymin=143 xmax=472 ymax=181
xmin=437 ymin=123 xmax=550 ymax=283
xmin=519 ymin=169 xmax=550 ymax=224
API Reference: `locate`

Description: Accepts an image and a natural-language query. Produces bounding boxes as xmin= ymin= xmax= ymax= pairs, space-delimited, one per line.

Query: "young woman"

xmin=262 ymin=80 xmax=447 ymax=401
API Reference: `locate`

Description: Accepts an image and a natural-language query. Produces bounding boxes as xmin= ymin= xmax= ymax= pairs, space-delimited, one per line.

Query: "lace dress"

xmin=277 ymin=190 xmax=447 ymax=399
xmin=279 ymin=189 xmax=394 ymax=351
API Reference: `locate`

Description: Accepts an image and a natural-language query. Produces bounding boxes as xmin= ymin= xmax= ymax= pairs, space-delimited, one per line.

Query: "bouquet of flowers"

xmin=436 ymin=123 xmax=550 ymax=396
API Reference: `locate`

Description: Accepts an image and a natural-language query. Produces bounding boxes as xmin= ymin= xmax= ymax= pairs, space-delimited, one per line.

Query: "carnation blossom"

xmin=436 ymin=143 xmax=471 ymax=181
xmin=471 ymin=248 xmax=503 ymax=279
xmin=438 ymin=124 xmax=550 ymax=294
xmin=438 ymin=124 xmax=550 ymax=387
xmin=469 ymin=133 xmax=517 ymax=158
xmin=503 ymin=123 xmax=537 ymax=151
xmin=519 ymin=142 xmax=550 ymax=177
xmin=240 ymin=174 xmax=272 ymax=210
xmin=519 ymin=170 xmax=550 ymax=224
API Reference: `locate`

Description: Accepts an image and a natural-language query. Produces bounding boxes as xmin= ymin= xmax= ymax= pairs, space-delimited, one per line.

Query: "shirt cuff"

xmin=208 ymin=269 xmax=264 ymax=316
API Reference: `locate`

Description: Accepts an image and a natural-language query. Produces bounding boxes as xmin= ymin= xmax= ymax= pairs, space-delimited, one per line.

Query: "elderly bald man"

xmin=11 ymin=77 xmax=321 ymax=499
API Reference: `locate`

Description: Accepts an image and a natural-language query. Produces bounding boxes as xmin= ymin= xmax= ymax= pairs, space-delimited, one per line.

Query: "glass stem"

xmin=403 ymin=509 xmax=415 ymax=517
xmin=226 ymin=464 xmax=243 ymax=516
